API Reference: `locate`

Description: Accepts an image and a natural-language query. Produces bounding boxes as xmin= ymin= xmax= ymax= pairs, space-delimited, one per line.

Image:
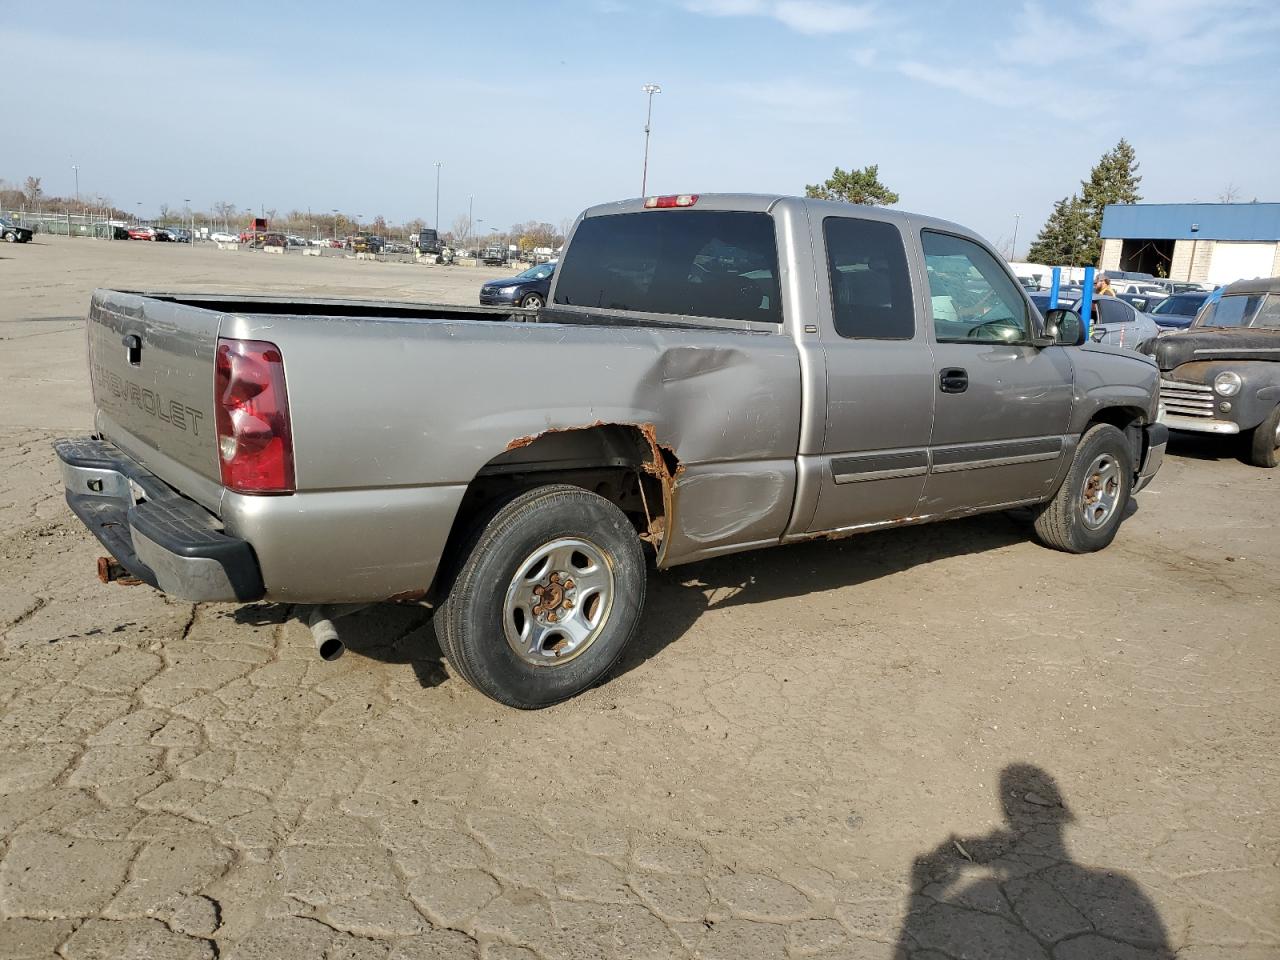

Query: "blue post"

xmin=1080 ymin=266 xmax=1095 ymax=340
xmin=1048 ymin=267 xmax=1061 ymax=309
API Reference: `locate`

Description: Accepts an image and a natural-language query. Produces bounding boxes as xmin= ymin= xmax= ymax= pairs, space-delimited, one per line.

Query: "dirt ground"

xmin=1 ymin=236 xmax=1277 ymax=959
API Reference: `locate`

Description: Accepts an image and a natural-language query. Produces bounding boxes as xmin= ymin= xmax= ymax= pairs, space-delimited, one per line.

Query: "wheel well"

xmin=429 ymin=424 xmax=676 ymax=603
xmin=1088 ymin=406 xmax=1147 ymax=468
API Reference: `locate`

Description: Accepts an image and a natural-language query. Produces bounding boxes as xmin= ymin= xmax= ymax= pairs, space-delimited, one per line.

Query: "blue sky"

xmin=4 ymin=0 xmax=1278 ymax=252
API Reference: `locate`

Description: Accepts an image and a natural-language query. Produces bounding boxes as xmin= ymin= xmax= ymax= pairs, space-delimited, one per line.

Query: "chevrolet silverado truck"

xmin=55 ymin=194 xmax=1166 ymax=707
xmin=1149 ymin=276 xmax=1280 ymax=467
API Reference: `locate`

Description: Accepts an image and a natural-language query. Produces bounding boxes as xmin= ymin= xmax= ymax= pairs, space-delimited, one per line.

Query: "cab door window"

xmin=921 ymin=231 xmax=1030 ymax=344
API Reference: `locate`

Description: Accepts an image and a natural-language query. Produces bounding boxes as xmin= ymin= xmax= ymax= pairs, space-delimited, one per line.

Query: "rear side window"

xmin=823 ymin=217 xmax=914 ymax=339
xmin=554 ymin=211 xmax=781 ymax=323
xmin=1097 ymin=299 xmax=1132 ymax=324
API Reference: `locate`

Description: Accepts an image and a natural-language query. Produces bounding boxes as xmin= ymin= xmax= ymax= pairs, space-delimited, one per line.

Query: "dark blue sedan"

xmin=479 ymin=262 xmax=556 ymax=309
xmin=1148 ymin=291 xmax=1212 ymax=330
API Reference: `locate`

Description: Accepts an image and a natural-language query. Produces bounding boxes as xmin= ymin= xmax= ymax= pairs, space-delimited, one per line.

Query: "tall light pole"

xmin=640 ymin=83 xmax=662 ymax=196
xmin=331 ymin=208 xmax=339 ymax=241
xmin=467 ymin=195 xmax=473 ymax=247
xmin=434 ymin=161 xmax=443 ymax=230
xmin=184 ymin=198 xmax=192 ymax=248
xmin=71 ymin=163 xmax=79 ymax=203
xmin=1010 ymin=214 xmax=1021 ymax=260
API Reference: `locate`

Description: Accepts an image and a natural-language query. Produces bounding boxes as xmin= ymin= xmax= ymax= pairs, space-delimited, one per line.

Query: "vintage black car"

xmin=0 ymin=216 xmax=34 ymax=243
xmin=1149 ymin=277 xmax=1280 ymax=467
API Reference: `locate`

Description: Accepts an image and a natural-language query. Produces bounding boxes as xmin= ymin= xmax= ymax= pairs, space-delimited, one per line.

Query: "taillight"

xmin=214 ymin=338 xmax=295 ymax=494
xmin=643 ymin=194 xmax=699 ymax=208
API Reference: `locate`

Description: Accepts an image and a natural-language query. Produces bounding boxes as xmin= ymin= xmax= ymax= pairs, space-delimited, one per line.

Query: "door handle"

xmin=939 ymin=367 xmax=968 ymax=394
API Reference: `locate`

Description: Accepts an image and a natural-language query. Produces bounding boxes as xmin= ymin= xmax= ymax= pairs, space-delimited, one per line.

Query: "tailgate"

xmin=87 ymin=290 xmax=222 ymax=483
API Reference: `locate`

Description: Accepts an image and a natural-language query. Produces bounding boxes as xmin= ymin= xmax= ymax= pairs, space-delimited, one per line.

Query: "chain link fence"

xmin=3 ymin=210 xmax=127 ymax=238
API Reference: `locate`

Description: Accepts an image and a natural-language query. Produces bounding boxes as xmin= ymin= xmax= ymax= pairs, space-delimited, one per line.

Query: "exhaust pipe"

xmin=305 ymin=604 xmax=368 ymax=662
xmin=308 ymin=607 xmax=345 ymax=661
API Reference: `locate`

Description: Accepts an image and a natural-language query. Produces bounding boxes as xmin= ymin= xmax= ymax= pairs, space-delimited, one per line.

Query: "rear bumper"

xmin=54 ymin=437 xmax=264 ymax=602
xmin=1134 ymin=422 xmax=1168 ymax=493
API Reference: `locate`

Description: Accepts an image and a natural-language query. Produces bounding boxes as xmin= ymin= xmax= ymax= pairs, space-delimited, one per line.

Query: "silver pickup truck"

xmin=55 ymin=194 xmax=1166 ymax=707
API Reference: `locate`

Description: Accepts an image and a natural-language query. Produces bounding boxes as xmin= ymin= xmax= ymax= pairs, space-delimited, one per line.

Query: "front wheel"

xmin=3 ymin=231 xmax=15 ymax=243
xmin=1033 ymin=423 xmax=1134 ymax=553
xmin=520 ymin=292 xmax=544 ymax=310
xmin=1247 ymin=405 xmax=1280 ymax=468
xmin=436 ymin=484 xmax=646 ymax=708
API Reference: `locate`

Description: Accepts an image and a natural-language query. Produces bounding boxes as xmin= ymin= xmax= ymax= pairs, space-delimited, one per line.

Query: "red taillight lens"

xmin=643 ymin=194 xmax=699 ymax=208
xmin=214 ymin=338 xmax=295 ymax=494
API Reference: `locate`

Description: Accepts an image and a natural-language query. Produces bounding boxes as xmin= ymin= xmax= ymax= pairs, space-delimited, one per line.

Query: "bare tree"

xmin=450 ymin=214 xmax=470 ymax=245
xmin=1218 ymin=181 xmax=1241 ymax=203
xmin=212 ymin=201 xmax=237 ymax=231
xmin=158 ymin=202 xmax=173 ymax=223
xmin=558 ymin=217 xmax=575 ymax=244
xmin=22 ymin=176 xmax=43 ymax=205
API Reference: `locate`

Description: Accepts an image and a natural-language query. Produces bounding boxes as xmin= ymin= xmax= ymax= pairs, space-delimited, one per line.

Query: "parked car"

xmin=127 ymin=226 xmax=157 ymax=241
xmin=1148 ymin=276 xmax=1280 ymax=466
xmin=165 ymin=227 xmax=192 ymax=243
xmin=54 ymin=193 xmax=1164 ymax=708
xmin=348 ymin=234 xmax=383 ymax=253
xmin=210 ymin=231 xmax=238 ymax=243
xmin=479 ymin=262 xmax=556 ymax=309
xmin=1143 ymin=278 xmax=1213 ymax=295
xmin=1147 ymin=291 xmax=1212 ymax=330
xmin=0 ymin=216 xmax=34 ymax=243
xmin=1067 ymin=295 xmax=1161 ymax=350
xmin=1117 ymin=292 xmax=1158 ymax=313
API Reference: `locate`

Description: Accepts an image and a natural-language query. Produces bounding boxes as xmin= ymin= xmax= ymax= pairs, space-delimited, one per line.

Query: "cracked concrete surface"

xmin=1 ymin=237 xmax=1278 ymax=958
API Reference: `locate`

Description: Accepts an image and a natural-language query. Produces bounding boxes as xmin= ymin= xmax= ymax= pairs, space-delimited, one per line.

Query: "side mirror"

xmin=1045 ymin=308 xmax=1085 ymax=346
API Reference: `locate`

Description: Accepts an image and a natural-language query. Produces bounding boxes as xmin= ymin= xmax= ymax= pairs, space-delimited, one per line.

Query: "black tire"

xmin=520 ymin=292 xmax=544 ymax=309
xmin=436 ymin=484 xmax=646 ymax=708
xmin=1033 ymin=423 xmax=1134 ymax=553
xmin=1247 ymin=405 xmax=1280 ymax=468
xmin=3 ymin=231 xmax=15 ymax=243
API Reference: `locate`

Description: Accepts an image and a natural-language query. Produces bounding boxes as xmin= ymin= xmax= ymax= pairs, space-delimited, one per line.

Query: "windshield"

xmin=517 ymin=264 xmax=554 ymax=280
xmin=1195 ymin=293 xmax=1280 ymax=328
xmin=1152 ymin=294 xmax=1206 ymax=316
xmin=0 ymin=217 xmax=12 ymax=227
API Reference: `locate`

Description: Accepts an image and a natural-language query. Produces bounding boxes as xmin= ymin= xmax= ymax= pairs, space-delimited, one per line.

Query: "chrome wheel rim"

xmin=525 ymin=295 xmax=542 ymax=309
xmin=502 ymin=537 xmax=615 ymax=667
xmin=1081 ymin=454 xmax=1122 ymax=529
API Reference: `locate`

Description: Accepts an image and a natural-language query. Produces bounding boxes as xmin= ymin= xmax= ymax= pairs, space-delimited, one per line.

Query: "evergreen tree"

xmin=805 ymin=165 xmax=899 ymax=206
xmin=1027 ymin=139 xmax=1142 ymax=265
xmin=1026 ymin=195 xmax=1092 ymax=265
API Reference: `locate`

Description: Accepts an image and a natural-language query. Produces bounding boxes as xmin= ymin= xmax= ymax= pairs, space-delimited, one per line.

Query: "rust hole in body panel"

xmin=503 ymin=420 xmax=682 ymax=560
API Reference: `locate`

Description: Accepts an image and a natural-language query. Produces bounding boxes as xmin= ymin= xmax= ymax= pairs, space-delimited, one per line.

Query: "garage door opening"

xmin=1119 ymin=239 xmax=1174 ymax=277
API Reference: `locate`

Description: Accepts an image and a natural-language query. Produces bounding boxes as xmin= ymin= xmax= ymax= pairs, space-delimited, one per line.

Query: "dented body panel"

xmin=63 ymin=194 xmax=1163 ymax=605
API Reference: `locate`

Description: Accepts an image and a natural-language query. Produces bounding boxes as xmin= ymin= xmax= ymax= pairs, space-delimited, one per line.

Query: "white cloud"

xmin=685 ymin=0 xmax=876 ymax=35
xmin=716 ymin=77 xmax=860 ymax=122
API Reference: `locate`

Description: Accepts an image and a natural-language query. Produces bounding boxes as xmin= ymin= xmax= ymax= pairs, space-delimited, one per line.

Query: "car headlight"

xmin=1213 ymin=371 xmax=1242 ymax=397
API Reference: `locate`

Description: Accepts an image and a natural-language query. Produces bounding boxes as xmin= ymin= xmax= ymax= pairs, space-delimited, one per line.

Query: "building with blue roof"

xmin=1100 ymin=202 xmax=1280 ymax=285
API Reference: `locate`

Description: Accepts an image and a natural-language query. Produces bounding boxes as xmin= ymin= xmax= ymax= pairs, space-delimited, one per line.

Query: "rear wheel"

xmin=436 ymin=484 xmax=646 ymax=708
xmin=1033 ymin=424 xmax=1133 ymax=553
xmin=1247 ymin=404 xmax=1280 ymax=468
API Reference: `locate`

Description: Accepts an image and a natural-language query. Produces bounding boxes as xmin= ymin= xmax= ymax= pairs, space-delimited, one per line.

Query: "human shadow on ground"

xmin=892 ymin=763 xmax=1172 ymax=959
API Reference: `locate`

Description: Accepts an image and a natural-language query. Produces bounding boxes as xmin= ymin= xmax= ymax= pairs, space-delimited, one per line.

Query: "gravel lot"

xmin=1 ymin=236 xmax=1277 ymax=959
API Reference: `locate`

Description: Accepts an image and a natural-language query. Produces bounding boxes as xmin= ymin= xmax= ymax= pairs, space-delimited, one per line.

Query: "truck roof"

xmin=579 ymin=193 xmax=984 ymax=245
